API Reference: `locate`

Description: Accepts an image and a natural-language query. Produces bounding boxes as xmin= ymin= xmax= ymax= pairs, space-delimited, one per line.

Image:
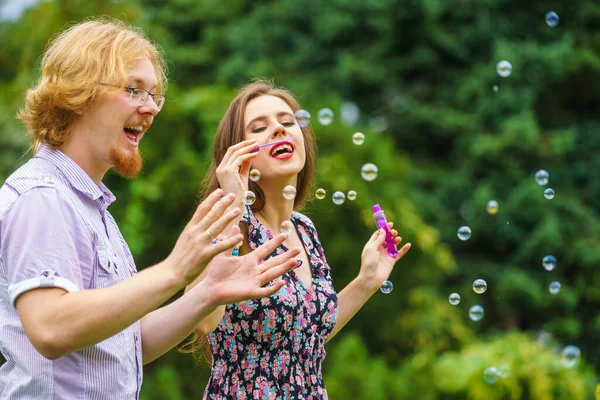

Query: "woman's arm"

xmin=326 ymin=226 xmax=411 ymax=342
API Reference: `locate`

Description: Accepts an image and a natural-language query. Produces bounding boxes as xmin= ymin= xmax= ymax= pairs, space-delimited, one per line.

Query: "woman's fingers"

xmin=220 ymin=139 xmax=257 ymax=165
xmin=396 ymin=243 xmax=412 ymax=258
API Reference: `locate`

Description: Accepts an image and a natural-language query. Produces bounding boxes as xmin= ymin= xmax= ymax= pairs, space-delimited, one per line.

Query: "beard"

xmin=109 ymin=145 xmax=143 ymax=179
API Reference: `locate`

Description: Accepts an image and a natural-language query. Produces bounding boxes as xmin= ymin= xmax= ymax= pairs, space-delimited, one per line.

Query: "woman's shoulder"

xmin=291 ymin=211 xmax=317 ymax=232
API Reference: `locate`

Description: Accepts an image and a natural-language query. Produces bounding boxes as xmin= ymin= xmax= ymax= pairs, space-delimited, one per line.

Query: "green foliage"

xmin=1 ymin=0 xmax=599 ymax=398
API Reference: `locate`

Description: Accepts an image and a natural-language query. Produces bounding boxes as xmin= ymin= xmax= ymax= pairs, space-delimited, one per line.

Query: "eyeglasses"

xmin=98 ymin=83 xmax=166 ymax=111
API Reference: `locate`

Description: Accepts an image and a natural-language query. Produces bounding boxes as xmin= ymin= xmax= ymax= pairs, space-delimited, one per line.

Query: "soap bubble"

xmin=242 ymin=190 xmax=256 ymax=205
xmin=561 ymin=345 xmax=581 ymax=368
xmin=361 ymin=163 xmax=378 ymax=181
xmin=497 ymin=364 xmax=510 ymax=379
xmin=449 ymin=293 xmax=461 ymax=305
xmin=352 ymin=132 xmax=365 ymax=145
xmin=535 ymin=169 xmax=549 ymax=185
xmin=347 ymin=190 xmax=357 ymax=201
xmin=542 ymin=255 xmax=557 ymax=271
xmin=318 ymin=108 xmax=334 ymax=125
xmin=486 ymin=200 xmax=499 ymax=215
xmin=280 ymin=220 xmax=294 ymax=236
xmin=340 ymin=102 xmax=360 ymax=126
xmin=469 ymin=305 xmax=484 ymax=321
xmin=249 ymin=169 xmax=261 ymax=182
xmin=332 ymin=191 xmax=345 ymax=205
xmin=545 ymin=11 xmax=559 ymax=27
xmin=295 ymin=109 xmax=311 ymax=128
xmin=483 ymin=366 xmax=499 ymax=384
xmin=315 ymin=188 xmax=326 ymax=200
xmin=544 ymin=188 xmax=555 ymax=199
xmin=493 ymin=85 xmax=499 ymax=93
xmin=282 ymin=185 xmax=297 ymax=200
xmin=497 ymin=60 xmax=512 ymax=78
xmin=549 ymin=281 xmax=561 ymax=295
xmin=473 ymin=279 xmax=487 ymax=294
xmin=457 ymin=226 xmax=472 ymax=241
xmin=380 ymin=280 xmax=393 ymax=294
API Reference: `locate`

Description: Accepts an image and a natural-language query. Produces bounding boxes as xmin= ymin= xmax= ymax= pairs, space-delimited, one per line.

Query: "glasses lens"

xmin=154 ymin=95 xmax=165 ymax=110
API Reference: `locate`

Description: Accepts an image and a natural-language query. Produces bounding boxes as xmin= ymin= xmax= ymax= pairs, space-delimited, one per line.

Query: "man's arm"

xmin=139 ymin=235 xmax=300 ymax=364
xmin=12 ymin=189 xmax=242 ymax=359
xmin=16 ymin=260 xmax=182 ymax=360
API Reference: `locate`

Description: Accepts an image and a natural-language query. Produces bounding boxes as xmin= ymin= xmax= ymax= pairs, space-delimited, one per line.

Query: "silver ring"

xmin=206 ymin=229 xmax=215 ymax=240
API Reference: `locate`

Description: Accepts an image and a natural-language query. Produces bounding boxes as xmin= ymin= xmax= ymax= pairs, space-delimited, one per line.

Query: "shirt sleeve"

xmin=1 ymin=188 xmax=94 ymax=308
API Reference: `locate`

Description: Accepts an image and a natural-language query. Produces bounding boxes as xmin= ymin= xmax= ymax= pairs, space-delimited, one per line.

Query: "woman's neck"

xmin=255 ymin=178 xmax=298 ymax=231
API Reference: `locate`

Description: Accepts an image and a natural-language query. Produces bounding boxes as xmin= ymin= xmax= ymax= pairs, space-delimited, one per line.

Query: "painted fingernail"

xmin=294 ymin=260 xmax=303 ymax=269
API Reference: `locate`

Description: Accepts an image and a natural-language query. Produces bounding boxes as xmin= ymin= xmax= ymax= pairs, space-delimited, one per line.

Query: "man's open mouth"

xmin=124 ymin=125 xmax=143 ymax=146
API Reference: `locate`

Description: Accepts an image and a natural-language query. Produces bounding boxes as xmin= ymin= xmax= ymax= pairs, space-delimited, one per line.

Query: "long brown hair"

xmin=179 ymin=79 xmax=317 ymax=364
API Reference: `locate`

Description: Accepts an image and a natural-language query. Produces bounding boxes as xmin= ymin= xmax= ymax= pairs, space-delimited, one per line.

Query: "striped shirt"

xmin=0 ymin=145 xmax=142 ymax=399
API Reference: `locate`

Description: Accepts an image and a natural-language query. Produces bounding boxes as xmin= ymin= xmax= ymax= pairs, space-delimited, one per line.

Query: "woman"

xmin=183 ymin=79 xmax=411 ymax=399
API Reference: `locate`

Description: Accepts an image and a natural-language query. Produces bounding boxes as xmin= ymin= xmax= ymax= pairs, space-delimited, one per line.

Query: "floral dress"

xmin=203 ymin=207 xmax=339 ymax=400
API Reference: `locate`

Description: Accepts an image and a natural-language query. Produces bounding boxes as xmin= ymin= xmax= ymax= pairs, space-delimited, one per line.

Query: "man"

xmin=0 ymin=18 xmax=298 ymax=399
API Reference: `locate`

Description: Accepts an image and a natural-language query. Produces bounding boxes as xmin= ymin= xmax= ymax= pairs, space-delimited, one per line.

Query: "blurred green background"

xmin=1 ymin=0 xmax=600 ymax=399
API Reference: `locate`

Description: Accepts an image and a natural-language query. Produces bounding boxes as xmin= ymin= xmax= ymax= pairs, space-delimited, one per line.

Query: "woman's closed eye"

xmin=251 ymin=121 xmax=295 ymax=134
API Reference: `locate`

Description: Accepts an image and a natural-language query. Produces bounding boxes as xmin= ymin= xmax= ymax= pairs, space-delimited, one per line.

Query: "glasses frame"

xmin=98 ymin=82 xmax=166 ymax=111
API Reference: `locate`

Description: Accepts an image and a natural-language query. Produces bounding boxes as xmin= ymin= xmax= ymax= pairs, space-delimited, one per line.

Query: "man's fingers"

xmin=250 ymin=234 xmax=287 ymax=260
xmin=190 ymin=189 xmax=225 ymax=226
xmin=255 ymin=279 xmax=286 ymax=298
xmin=259 ymin=258 xmax=298 ymax=284
xmin=201 ymin=206 xmax=242 ymax=239
xmin=259 ymin=248 xmax=301 ymax=274
xmin=209 ymin=234 xmax=244 ymax=255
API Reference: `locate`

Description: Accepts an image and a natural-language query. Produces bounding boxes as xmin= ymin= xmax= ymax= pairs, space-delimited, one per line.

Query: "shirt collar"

xmin=35 ymin=144 xmax=116 ymax=205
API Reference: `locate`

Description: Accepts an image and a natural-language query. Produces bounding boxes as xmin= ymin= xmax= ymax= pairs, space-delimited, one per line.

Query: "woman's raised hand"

xmin=215 ymin=139 xmax=259 ymax=199
xmin=358 ymin=221 xmax=411 ymax=291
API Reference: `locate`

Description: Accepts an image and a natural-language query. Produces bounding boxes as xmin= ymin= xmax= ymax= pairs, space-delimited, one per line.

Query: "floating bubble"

xmin=295 ymin=109 xmax=311 ymax=128
xmin=542 ymin=255 xmax=557 ymax=271
xmin=242 ymin=190 xmax=256 ymax=206
xmin=535 ymin=169 xmax=549 ymax=186
xmin=315 ymin=188 xmax=326 ymax=200
xmin=483 ymin=366 xmax=499 ymax=384
xmin=497 ymin=364 xmax=510 ymax=379
xmin=544 ymin=188 xmax=555 ymax=199
xmin=332 ymin=191 xmax=346 ymax=205
xmin=347 ymin=190 xmax=357 ymax=201
xmin=561 ymin=345 xmax=581 ymax=368
xmin=546 ymin=11 xmax=559 ymax=27
xmin=497 ymin=60 xmax=512 ymax=78
xmin=361 ymin=163 xmax=378 ymax=181
xmin=352 ymin=132 xmax=365 ymax=145
xmin=473 ymin=279 xmax=488 ymax=294
xmin=493 ymin=85 xmax=499 ymax=93
xmin=449 ymin=293 xmax=461 ymax=305
xmin=457 ymin=226 xmax=472 ymax=241
xmin=369 ymin=115 xmax=389 ymax=133
xmin=380 ymin=280 xmax=393 ymax=294
xmin=549 ymin=281 xmax=561 ymax=295
xmin=279 ymin=220 xmax=294 ymax=236
xmin=469 ymin=305 xmax=484 ymax=321
xmin=282 ymin=185 xmax=297 ymax=200
xmin=486 ymin=200 xmax=499 ymax=215
xmin=318 ymin=108 xmax=334 ymax=125
xmin=340 ymin=102 xmax=360 ymax=126
xmin=249 ymin=169 xmax=261 ymax=182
